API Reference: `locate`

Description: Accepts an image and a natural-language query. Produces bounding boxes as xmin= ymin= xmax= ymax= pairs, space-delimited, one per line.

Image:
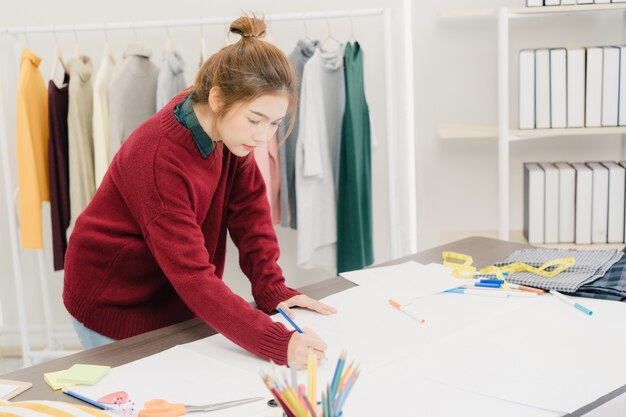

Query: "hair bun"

xmin=230 ymin=15 xmax=267 ymax=40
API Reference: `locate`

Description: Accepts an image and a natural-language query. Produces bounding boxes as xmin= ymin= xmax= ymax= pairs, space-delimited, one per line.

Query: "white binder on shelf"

xmin=567 ymin=48 xmax=585 ymax=128
xmin=535 ymin=49 xmax=551 ymax=129
xmin=587 ymin=162 xmax=609 ymax=244
xmin=561 ymin=0 xmax=576 ymax=3
xmin=545 ymin=0 xmax=560 ymax=5
xmin=619 ymin=46 xmax=626 ymax=125
xmin=601 ymin=161 xmax=625 ymax=244
xmin=524 ymin=163 xmax=545 ymax=244
xmin=519 ymin=49 xmax=535 ymax=130
xmin=539 ymin=162 xmax=559 ymax=244
xmin=555 ymin=162 xmax=576 ymax=243
xmin=550 ymin=48 xmax=567 ymax=129
xmin=620 ymin=161 xmax=626 ymax=240
xmin=601 ymin=46 xmax=620 ymax=127
xmin=585 ymin=47 xmax=603 ymax=127
xmin=526 ymin=0 xmax=543 ymax=5
xmin=572 ymin=163 xmax=593 ymax=245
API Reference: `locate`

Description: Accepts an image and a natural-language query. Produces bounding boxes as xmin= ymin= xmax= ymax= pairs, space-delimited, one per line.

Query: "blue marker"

xmin=277 ymin=307 xmax=303 ymax=333
xmin=480 ymin=279 xmax=505 ymax=284
xmin=62 ymin=389 xmax=109 ymax=410
xmin=474 ymin=282 xmax=501 ymax=289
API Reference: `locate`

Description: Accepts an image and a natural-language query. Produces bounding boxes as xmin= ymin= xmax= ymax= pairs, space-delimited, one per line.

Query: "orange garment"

xmin=16 ymin=48 xmax=49 ymax=248
xmin=253 ymin=132 xmax=281 ymax=224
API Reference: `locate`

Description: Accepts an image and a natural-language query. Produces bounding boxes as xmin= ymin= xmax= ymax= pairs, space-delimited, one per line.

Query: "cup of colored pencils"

xmin=261 ymin=350 xmax=360 ymax=417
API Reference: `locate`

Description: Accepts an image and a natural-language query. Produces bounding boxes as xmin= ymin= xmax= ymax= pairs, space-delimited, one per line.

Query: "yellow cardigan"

xmin=16 ymin=48 xmax=49 ymax=249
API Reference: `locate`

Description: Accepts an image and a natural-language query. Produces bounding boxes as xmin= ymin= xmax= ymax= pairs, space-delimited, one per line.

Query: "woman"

xmin=63 ymin=15 xmax=335 ymax=369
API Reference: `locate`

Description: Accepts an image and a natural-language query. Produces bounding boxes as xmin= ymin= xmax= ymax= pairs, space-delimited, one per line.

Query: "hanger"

xmin=103 ymin=22 xmax=116 ymax=65
xmin=349 ymin=14 xmax=357 ymax=43
xmin=301 ymin=18 xmax=313 ymax=43
xmin=199 ymin=23 xmax=208 ymax=63
xmin=164 ymin=21 xmax=175 ymax=53
xmin=23 ymin=26 xmax=30 ymax=48
xmin=73 ymin=24 xmax=81 ymax=58
xmin=321 ymin=18 xmax=341 ymax=50
xmin=132 ymin=21 xmax=139 ymax=42
xmin=223 ymin=23 xmax=229 ymax=47
xmin=49 ymin=26 xmax=67 ymax=82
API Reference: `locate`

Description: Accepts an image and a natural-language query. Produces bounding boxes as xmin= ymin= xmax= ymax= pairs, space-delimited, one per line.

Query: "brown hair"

xmin=191 ymin=15 xmax=298 ymax=147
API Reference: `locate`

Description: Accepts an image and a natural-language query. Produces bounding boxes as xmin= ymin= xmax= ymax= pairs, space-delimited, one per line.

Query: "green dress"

xmin=337 ymin=42 xmax=373 ymax=273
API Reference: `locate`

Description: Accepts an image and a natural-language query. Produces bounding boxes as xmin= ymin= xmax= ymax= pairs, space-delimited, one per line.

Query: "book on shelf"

xmin=561 ymin=0 xmax=576 ymax=4
xmin=572 ymin=162 xmax=593 ymax=245
xmin=602 ymin=161 xmax=625 ymax=243
xmin=567 ymin=48 xmax=585 ymax=128
xmin=545 ymin=0 xmax=560 ymax=5
xmin=535 ymin=49 xmax=551 ymax=129
xmin=621 ymin=161 xmax=626 ymax=241
xmin=519 ymin=49 xmax=535 ymax=129
xmin=619 ymin=46 xmax=626 ymax=126
xmin=585 ymin=47 xmax=603 ymax=128
xmin=526 ymin=0 xmax=543 ymax=6
xmin=601 ymin=46 xmax=620 ymax=127
xmin=550 ymin=48 xmax=567 ymax=129
xmin=524 ymin=163 xmax=545 ymax=244
xmin=555 ymin=162 xmax=576 ymax=243
xmin=587 ymin=162 xmax=609 ymax=244
xmin=539 ymin=162 xmax=559 ymax=244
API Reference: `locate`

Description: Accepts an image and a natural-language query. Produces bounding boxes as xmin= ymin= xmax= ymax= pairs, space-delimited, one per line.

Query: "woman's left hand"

xmin=276 ymin=294 xmax=337 ymax=319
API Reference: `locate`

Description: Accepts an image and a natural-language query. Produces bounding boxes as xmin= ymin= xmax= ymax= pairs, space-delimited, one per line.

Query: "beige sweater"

xmin=67 ymin=55 xmax=95 ymax=228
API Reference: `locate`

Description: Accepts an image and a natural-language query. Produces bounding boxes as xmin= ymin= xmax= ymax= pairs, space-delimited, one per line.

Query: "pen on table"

xmin=507 ymin=283 xmax=545 ymax=294
xmin=62 ymin=388 xmax=109 ymax=410
xmin=388 ymin=299 xmax=426 ymax=324
xmin=461 ymin=285 xmax=538 ymax=297
xmin=277 ymin=307 xmax=303 ymax=333
xmin=549 ymin=290 xmax=593 ymax=316
xmin=277 ymin=307 xmax=327 ymax=361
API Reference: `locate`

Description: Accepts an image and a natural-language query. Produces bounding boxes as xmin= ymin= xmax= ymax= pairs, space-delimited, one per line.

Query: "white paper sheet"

xmin=71 ymin=346 xmax=269 ymax=417
xmin=69 ymin=282 xmax=625 ymax=417
xmin=412 ymin=295 xmax=626 ymax=413
xmin=0 ymin=383 xmax=18 ymax=399
xmin=339 ymin=261 xmax=464 ymax=302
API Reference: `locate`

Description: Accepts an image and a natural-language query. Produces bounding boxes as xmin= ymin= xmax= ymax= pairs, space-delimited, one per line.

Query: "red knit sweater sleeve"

xmin=227 ymin=159 xmax=301 ymax=313
xmin=144 ymin=209 xmax=294 ymax=364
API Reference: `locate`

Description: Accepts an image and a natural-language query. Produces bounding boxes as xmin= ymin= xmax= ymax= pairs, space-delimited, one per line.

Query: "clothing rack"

xmin=0 ymin=4 xmax=416 ymax=366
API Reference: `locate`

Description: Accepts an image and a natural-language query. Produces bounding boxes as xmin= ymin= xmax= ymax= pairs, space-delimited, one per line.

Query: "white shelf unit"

xmin=439 ymin=4 xmax=626 ymax=241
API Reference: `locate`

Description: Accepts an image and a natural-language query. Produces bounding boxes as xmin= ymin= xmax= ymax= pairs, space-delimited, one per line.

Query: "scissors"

xmin=138 ymin=397 xmax=264 ymax=417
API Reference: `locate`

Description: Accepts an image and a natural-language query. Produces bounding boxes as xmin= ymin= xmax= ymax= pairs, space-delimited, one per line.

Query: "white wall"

xmin=0 ymin=0 xmax=409 ymax=348
xmin=0 ymin=0 xmax=623 ymax=350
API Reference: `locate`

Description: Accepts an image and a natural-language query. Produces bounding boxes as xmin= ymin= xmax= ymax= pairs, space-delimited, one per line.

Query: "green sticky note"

xmin=57 ymin=364 xmax=111 ymax=385
xmin=43 ymin=370 xmax=75 ymax=391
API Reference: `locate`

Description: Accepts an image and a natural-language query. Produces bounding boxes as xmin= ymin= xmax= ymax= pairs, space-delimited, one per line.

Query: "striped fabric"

xmin=0 ymin=400 xmax=112 ymax=417
xmin=573 ymin=247 xmax=626 ymax=301
xmin=492 ymin=248 xmax=623 ymax=292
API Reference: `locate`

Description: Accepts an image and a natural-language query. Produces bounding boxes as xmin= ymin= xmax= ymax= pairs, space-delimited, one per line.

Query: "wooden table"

xmin=2 ymin=237 xmax=620 ymax=416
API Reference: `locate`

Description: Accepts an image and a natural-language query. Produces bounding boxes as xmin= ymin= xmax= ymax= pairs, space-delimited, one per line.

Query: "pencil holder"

xmin=261 ymin=350 xmax=359 ymax=417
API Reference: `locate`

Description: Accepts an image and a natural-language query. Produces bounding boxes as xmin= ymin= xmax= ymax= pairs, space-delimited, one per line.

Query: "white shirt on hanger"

xmin=295 ymin=46 xmax=345 ymax=271
xmin=93 ymin=52 xmax=116 ymax=188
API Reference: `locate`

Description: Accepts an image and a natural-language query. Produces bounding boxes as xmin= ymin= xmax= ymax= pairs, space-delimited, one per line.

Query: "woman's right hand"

xmin=287 ymin=327 xmax=327 ymax=370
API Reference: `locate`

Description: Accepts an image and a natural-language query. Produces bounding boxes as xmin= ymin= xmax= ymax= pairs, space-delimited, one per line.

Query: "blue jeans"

xmin=70 ymin=317 xmax=116 ymax=349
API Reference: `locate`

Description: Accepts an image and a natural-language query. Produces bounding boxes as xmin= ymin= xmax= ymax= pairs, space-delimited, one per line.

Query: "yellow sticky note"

xmin=43 ymin=370 xmax=75 ymax=391
xmin=57 ymin=364 xmax=110 ymax=385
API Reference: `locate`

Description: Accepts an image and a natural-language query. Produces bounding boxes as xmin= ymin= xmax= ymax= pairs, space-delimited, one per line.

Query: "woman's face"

xmin=216 ymin=93 xmax=289 ymax=157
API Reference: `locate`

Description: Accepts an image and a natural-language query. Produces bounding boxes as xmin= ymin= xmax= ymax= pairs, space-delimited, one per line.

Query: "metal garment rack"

xmin=0 ymin=5 xmax=416 ymax=366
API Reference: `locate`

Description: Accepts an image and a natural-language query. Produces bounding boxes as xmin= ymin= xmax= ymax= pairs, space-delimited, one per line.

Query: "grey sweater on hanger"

xmin=279 ymin=39 xmax=319 ymax=229
xmin=156 ymin=50 xmax=186 ymax=110
xmin=108 ymin=43 xmax=159 ymax=162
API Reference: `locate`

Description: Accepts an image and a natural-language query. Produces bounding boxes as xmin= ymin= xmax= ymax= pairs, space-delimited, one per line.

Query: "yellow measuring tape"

xmin=442 ymin=251 xmax=575 ymax=289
